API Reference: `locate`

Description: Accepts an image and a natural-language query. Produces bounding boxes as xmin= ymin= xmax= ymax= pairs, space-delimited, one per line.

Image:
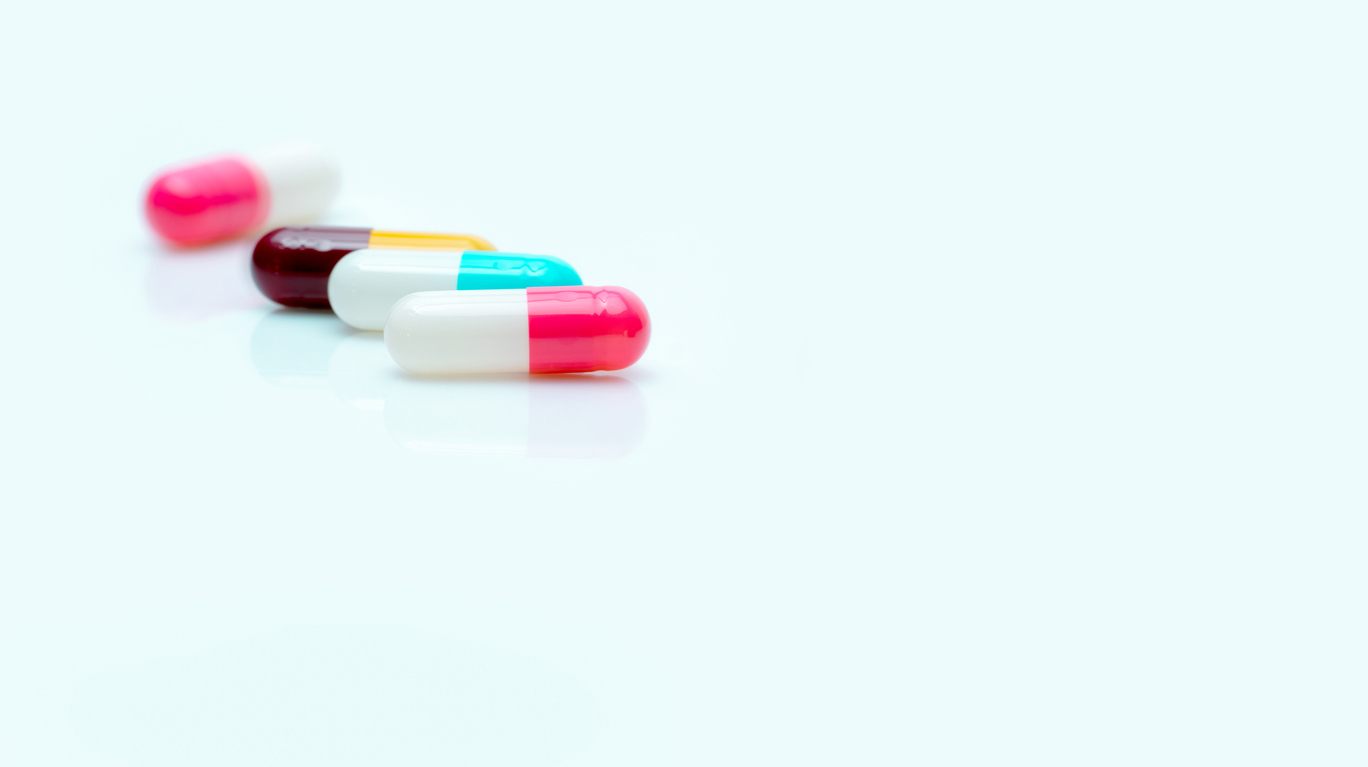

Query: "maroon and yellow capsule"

xmin=251 ymin=226 xmax=496 ymax=308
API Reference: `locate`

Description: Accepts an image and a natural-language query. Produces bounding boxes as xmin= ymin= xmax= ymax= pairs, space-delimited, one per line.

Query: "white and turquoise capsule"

xmin=328 ymin=249 xmax=582 ymax=330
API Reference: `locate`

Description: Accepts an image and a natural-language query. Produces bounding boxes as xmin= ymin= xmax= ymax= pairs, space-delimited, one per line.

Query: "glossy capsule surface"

xmin=251 ymin=226 xmax=496 ymax=309
xmin=385 ymin=287 xmax=650 ymax=375
xmin=145 ymin=142 xmax=340 ymax=245
xmin=329 ymin=249 xmax=583 ymax=331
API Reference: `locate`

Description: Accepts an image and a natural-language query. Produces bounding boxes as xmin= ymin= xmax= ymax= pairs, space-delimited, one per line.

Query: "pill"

xmin=385 ymin=287 xmax=650 ymax=375
xmin=252 ymin=226 xmax=496 ymax=309
xmin=145 ymin=142 xmax=341 ymax=245
xmin=329 ymin=249 xmax=583 ymax=331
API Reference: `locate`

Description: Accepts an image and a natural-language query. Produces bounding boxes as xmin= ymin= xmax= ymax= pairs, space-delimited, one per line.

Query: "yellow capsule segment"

xmin=368 ymin=230 xmax=496 ymax=251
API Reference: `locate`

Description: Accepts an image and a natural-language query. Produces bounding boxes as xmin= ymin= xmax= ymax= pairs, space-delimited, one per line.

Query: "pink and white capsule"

xmin=385 ymin=286 xmax=651 ymax=375
xmin=145 ymin=142 xmax=341 ymax=245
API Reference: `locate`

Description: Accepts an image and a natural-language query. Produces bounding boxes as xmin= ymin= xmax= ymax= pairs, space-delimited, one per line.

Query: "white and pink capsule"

xmin=145 ymin=142 xmax=341 ymax=245
xmin=385 ymin=286 xmax=651 ymax=375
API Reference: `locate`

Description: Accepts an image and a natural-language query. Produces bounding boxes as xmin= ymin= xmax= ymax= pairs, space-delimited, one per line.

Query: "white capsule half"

xmin=243 ymin=141 xmax=342 ymax=226
xmin=328 ymin=249 xmax=465 ymax=331
xmin=385 ymin=290 xmax=531 ymax=375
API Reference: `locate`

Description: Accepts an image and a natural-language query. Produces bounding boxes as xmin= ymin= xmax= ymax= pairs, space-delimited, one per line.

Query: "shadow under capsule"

xmin=248 ymin=311 xmax=649 ymax=458
xmin=384 ymin=373 xmax=648 ymax=459
xmin=143 ymin=238 xmax=268 ymax=323
xmin=249 ymin=307 xmax=354 ymax=389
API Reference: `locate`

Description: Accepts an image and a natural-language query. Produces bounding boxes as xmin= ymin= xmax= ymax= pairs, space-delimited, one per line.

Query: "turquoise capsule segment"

xmin=456 ymin=252 xmax=582 ymax=290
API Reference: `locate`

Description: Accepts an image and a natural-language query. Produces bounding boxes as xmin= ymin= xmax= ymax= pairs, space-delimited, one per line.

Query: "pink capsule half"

xmin=144 ymin=142 xmax=341 ymax=245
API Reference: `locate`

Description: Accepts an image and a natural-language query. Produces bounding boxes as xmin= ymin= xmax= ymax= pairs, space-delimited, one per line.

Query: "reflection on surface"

xmin=144 ymin=239 xmax=268 ymax=322
xmin=70 ymin=625 xmax=600 ymax=767
xmin=249 ymin=308 xmax=349 ymax=389
xmin=250 ymin=310 xmax=648 ymax=457
xmin=389 ymin=375 xmax=647 ymax=458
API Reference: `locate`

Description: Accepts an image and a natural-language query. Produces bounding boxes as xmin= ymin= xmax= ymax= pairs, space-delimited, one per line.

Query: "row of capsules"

xmin=145 ymin=142 xmax=650 ymax=375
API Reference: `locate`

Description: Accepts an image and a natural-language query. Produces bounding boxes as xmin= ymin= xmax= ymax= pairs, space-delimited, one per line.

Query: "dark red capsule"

xmin=252 ymin=226 xmax=373 ymax=309
xmin=251 ymin=226 xmax=498 ymax=309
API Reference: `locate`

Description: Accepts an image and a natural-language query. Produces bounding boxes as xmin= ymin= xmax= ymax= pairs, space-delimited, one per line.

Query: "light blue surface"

xmin=4 ymin=0 xmax=1368 ymax=765
xmin=457 ymin=252 xmax=582 ymax=290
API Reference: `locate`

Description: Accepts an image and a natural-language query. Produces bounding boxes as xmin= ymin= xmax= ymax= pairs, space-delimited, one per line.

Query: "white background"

xmin=1 ymin=0 xmax=1366 ymax=764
